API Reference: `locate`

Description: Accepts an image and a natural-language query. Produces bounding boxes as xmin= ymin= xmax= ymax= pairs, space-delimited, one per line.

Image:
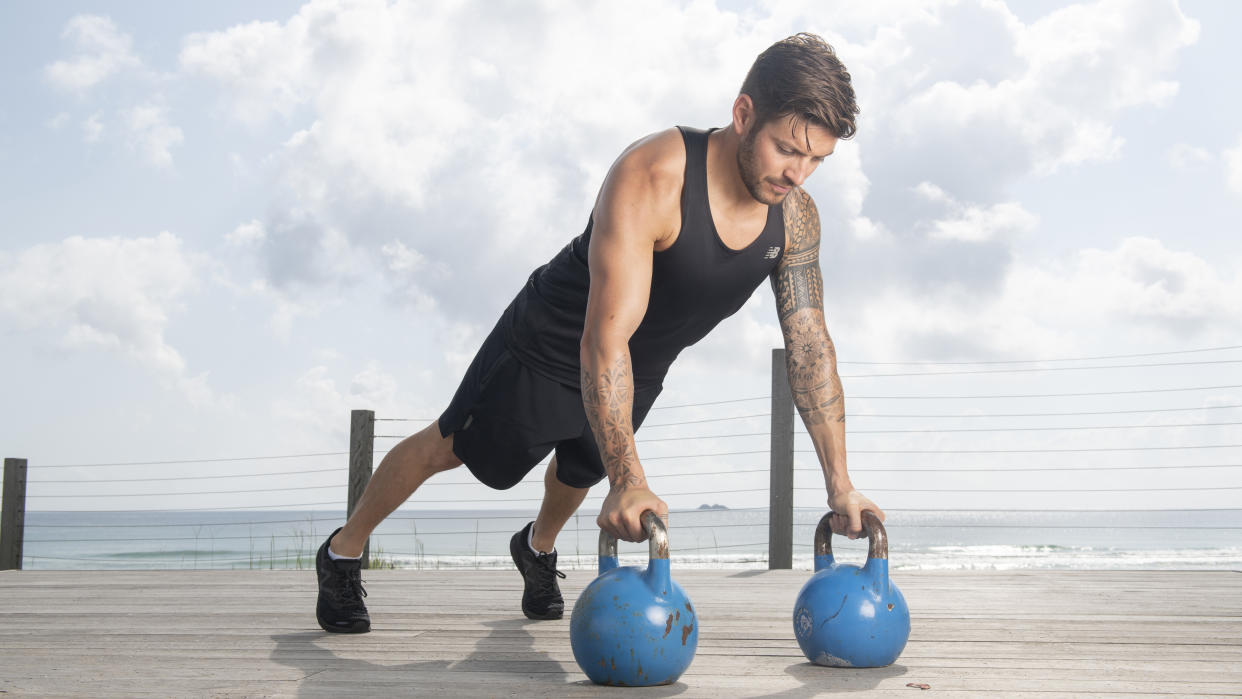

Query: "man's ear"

xmin=731 ymin=93 xmax=756 ymax=137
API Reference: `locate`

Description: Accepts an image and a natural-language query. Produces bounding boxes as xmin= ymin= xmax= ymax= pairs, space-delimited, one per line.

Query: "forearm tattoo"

xmin=581 ymin=355 xmax=643 ymax=489
xmin=773 ymin=189 xmax=845 ymax=427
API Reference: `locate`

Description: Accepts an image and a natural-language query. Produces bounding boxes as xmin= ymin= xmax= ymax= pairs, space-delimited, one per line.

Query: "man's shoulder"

xmin=612 ymin=127 xmax=687 ymax=190
xmin=781 ymin=186 xmax=821 ymax=252
xmin=596 ymin=128 xmax=688 ymax=234
xmin=781 ymin=186 xmax=817 ymax=217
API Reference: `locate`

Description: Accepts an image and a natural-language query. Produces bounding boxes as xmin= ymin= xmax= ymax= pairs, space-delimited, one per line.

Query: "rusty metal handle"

xmin=599 ymin=510 xmax=669 ymax=561
xmin=814 ymin=510 xmax=888 ymax=561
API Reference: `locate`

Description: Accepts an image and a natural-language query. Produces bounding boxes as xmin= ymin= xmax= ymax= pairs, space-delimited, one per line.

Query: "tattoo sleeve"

xmin=771 ymin=189 xmax=845 ymax=427
xmin=581 ymin=352 xmax=644 ymax=489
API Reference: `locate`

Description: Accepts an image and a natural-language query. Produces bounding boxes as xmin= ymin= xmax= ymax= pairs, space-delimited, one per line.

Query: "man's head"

xmin=733 ymin=33 xmax=858 ymax=205
xmin=740 ymin=33 xmax=858 ymax=141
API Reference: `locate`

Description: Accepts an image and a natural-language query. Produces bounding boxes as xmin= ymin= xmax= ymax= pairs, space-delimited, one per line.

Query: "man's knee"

xmin=419 ymin=421 xmax=463 ymax=474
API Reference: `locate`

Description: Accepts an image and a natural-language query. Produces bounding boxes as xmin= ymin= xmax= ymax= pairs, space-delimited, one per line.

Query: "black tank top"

xmin=500 ymin=126 xmax=786 ymax=388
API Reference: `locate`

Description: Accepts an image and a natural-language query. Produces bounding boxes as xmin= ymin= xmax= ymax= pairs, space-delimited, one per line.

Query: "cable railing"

xmin=3 ymin=343 xmax=1240 ymax=571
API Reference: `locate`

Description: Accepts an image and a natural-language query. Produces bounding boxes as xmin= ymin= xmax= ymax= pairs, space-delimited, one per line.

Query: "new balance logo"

xmin=764 ymin=246 xmax=782 ymax=259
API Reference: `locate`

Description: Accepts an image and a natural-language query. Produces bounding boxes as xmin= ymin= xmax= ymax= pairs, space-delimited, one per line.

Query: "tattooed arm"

xmin=581 ymin=130 xmax=682 ymax=542
xmin=772 ymin=188 xmax=884 ymax=538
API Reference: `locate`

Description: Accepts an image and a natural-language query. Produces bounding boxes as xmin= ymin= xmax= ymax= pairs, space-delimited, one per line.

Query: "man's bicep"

xmin=584 ymin=225 xmax=652 ymax=345
xmin=583 ymin=180 xmax=661 ymax=347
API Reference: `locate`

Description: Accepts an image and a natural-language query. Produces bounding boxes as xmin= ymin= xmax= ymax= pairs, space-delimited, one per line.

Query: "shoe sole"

xmin=317 ymin=617 xmax=370 ymax=633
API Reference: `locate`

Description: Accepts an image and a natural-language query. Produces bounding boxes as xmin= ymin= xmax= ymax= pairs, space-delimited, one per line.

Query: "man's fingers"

xmin=828 ymin=513 xmax=847 ymax=535
xmin=628 ymin=512 xmax=645 ymax=542
xmin=847 ymin=504 xmax=863 ymax=539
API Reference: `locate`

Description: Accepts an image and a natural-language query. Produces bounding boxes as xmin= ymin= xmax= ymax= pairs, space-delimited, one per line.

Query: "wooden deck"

xmin=0 ymin=569 xmax=1238 ymax=697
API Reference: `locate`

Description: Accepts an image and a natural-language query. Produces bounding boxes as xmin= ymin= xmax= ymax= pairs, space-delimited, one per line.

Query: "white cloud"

xmin=82 ymin=112 xmax=104 ymax=143
xmin=859 ymin=0 xmax=1196 ymax=246
xmin=179 ymin=18 xmax=312 ymax=124
xmin=381 ymin=240 xmax=442 ymax=311
xmin=915 ymin=182 xmax=1038 ymax=243
xmin=272 ymin=361 xmax=411 ymax=441
xmin=1224 ymin=136 xmax=1242 ymax=195
xmin=124 ymin=102 xmax=184 ymax=168
xmin=44 ymin=15 xmax=141 ymax=92
xmin=226 ymin=219 xmax=266 ymax=246
xmin=0 ymin=233 xmax=223 ymax=405
xmin=1035 ymin=237 xmax=1241 ymax=328
xmin=48 ymin=113 xmax=70 ymax=130
xmin=1168 ymin=143 xmax=1212 ymax=170
xmin=171 ymin=0 xmax=775 ymax=341
xmin=842 ymin=236 xmax=1242 ymax=360
xmin=175 ymin=0 xmax=1210 ymax=353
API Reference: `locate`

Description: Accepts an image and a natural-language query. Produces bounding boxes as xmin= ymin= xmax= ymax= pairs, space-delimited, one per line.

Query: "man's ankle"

xmin=329 ymin=531 xmax=364 ymax=559
xmin=528 ymin=523 xmax=556 ymax=555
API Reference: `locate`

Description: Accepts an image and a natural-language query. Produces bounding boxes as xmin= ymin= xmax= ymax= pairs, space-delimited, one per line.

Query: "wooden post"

xmin=769 ymin=350 xmax=794 ymax=569
xmin=2 ymin=458 xmax=27 ymax=571
xmin=349 ymin=410 xmax=375 ymax=569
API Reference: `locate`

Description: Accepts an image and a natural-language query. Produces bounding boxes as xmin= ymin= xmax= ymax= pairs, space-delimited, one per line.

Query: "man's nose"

xmin=784 ymin=162 xmax=810 ymax=187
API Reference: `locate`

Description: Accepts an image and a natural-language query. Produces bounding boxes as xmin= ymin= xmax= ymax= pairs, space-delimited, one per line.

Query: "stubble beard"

xmin=737 ymin=129 xmax=787 ymax=206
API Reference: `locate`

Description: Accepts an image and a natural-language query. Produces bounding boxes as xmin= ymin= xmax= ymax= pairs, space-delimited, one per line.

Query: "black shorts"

xmin=438 ymin=326 xmax=662 ymax=490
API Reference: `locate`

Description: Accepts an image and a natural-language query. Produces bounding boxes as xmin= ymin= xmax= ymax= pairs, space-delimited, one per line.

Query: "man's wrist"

xmin=826 ymin=471 xmax=853 ymax=498
xmin=607 ymin=473 xmax=647 ymax=492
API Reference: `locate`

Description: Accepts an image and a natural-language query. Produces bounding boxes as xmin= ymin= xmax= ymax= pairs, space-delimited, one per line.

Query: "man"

xmin=315 ymin=33 xmax=883 ymax=634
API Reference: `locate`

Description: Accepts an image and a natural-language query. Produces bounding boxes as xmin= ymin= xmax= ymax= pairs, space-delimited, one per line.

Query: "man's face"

xmin=736 ymin=114 xmax=837 ymax=205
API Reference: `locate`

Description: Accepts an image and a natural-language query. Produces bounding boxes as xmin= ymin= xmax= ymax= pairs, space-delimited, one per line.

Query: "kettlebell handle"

xmin=598 ymin=510 xmax=669 ymax=561
xmin=815 ymin=510 xmax=888 ymax=560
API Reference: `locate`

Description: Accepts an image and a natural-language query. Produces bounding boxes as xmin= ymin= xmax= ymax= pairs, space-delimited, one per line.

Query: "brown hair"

xmin=740 ymin=33 xmax=859 ymax=140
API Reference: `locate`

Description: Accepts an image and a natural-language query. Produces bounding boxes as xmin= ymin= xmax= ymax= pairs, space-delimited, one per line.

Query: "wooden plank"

xmin=1 ymin=570 xmax=1240 ymax=698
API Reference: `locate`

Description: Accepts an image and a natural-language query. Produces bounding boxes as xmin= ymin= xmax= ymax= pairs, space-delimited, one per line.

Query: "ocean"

xmin=15 ymin=507 xmax=1241 ymax=572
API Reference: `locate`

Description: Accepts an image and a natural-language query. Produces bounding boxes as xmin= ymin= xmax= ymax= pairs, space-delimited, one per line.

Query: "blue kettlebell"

xmin=792 ymin=510 xmax=910 ymax=668
xmin=569 ymin=511 xmax=698 ymax=686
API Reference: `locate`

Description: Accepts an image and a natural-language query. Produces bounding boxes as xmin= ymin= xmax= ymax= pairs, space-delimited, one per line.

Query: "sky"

xmin=1 ymin=0 xmax=1239 ymax=515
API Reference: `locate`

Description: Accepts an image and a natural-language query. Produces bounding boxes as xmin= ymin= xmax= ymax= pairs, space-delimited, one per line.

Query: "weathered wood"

xmin=349 ymin=409 xmax=375 ymax=568
xmin=1 ymin=458 xmax=26 ymax=570
xmin=768 ymin=349 xmax=793 ymax=569
xmin=0 ymin=570 xmax=1239 ymax=697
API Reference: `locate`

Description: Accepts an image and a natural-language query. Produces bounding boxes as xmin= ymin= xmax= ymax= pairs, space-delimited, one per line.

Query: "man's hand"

xmin=598 ymin=485 xmax=668 ymax=542
xmin=828 ymin=489 xmax=884 ymax=540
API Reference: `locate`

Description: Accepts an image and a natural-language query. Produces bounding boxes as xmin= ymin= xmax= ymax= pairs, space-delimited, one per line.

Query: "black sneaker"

xmin=510 ymin=521 xmax=566 ymax=620
xmin=315 ymin=527 xmax=370 ymax=633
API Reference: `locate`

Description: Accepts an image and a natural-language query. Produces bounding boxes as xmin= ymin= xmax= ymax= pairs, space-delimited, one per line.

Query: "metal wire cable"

xmin=647 ymin=396 xmax=769 ymax=410
xmin=34 ymin=453 xmax=347 ymax=469
xmin=839 ymin=359 xmax=1242 ymax=379
xmin=26 ymin=484 xmax=342 ymax=498
xmin=850 ymin=385 xmax=1242 ymax=399
xmin=51 ymin=502 xmax=342 ymax=513
xmin=641 ymin=413 xmax=769 ymax=428
xmin=834 ymin=345 xmax=1242 ymax=365
xmin=380 ymin=420 xmax=1241 ymax=445
xmin=29 ymin=467 xmax=346 ymax=485
xmin=817 ymin=421 xmax=1242 ymax=435
xmin=36 ymin=522 xmax=1242 ymax=545
xmin=797 ymin=463 xmax=1242 ymax=473
xmin=796 ymin=444 xmax=1242 ymax=454
xmin=371 ymin=401 xmax=1242 ymax=427
xmin=846 ymin=404 xmax=1242 ymax=419
xmin=792 ymin=485 xmax=1242 ymax=494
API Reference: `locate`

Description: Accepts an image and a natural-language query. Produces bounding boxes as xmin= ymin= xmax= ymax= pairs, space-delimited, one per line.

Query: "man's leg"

xmin=509 ymin=457 xmax=588 ymax=620
xmin=316 ymin=420 xmax=461 ymax=634
xmin=331 ymin=420 xmax=463 ymax=557
xmin=530 ymin=457 xmax=590 ymax=553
